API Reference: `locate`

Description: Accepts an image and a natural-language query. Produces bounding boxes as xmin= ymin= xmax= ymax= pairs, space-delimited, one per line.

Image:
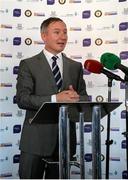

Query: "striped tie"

xmin=52 ymin=56 xmax=62 ymax=91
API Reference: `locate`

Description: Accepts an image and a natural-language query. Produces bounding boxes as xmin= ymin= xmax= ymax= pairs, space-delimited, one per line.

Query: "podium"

xmin=29 ymin=101 xmax=122 ymax=179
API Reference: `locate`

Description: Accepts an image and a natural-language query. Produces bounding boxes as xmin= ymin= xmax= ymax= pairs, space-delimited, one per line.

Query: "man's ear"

xmin=41 ymin=33 xmax=46 ymax=42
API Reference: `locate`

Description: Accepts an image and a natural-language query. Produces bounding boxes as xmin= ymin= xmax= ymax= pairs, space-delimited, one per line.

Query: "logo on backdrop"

xmin=13 ymin=125 xmax=21 ymax=134
xmin=24 ymin=10 xmax=32 ymax=17
xmin=47 ymin=0 xmax=55 ymax=5
xmin=58 ymin=0 xmax=66 ymax=4
xmin=13 ymin=37 xmax=21 ymax=45
xmin=13 ymin=154 xmax=20 ymax=163
xmin=25 ymin=38 xmax=32 ymax=45
xmin=83 ymin=38 xmax=91 ymax=46
xmin=82 ymin=10 xmax=91 ymax=18
xmin=95 ymin=38 xmax=103 ymax=46
xmin=13 ymin=9 xmax=21 ymax=17
xmin=119 ymin=22 xmax=128 ymax=31
xmin=120 ymin=51 xmax=128 ymax=59
xmin=13 ymin=66 xmax=19 ymax=74
xmin=94 ymin=10 xmax=102 ymax=17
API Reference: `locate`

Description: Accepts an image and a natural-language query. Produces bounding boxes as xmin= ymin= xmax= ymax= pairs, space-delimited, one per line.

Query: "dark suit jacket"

xmin=16 ymin=51 xmax=88 ymax=157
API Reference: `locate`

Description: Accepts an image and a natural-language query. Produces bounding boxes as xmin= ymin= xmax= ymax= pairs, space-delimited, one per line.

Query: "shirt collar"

xmin=43 ymin=48 xmax=62 ymax=61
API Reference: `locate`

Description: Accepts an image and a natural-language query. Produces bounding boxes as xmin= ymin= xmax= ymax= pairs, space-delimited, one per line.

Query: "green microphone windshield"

xmin=100 ymin=52 xmax=121 ymax=70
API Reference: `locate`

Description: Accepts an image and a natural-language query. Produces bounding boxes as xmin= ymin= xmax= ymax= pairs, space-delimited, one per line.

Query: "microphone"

xmin=100 ymin=52 xmax=128 ymax=75
xmin=84 ymin=59 xmax=125 ymax=82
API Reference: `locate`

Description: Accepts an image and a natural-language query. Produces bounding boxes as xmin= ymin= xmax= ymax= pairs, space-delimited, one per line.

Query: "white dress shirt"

xmin=43 ymin=48 xmax=63 ymax=102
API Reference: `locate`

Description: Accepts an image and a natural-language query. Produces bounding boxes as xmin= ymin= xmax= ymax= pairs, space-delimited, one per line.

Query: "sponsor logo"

xmin=120 ymin=51 xmax=128 ymax=60
xmin=83 ymin=38 xmax=91 ymax=46
xmin=84 ymin=124 xmax=92 ymax=132
xmin=34 ymin=12 xmax=45 ymax=16
xmin=120 ymin=82 xmax=126 ymax=89
xmin=0 ymin=53 xmax=12 ymax=58
xmin=0 ymin=96 xmax=9 ymax=101
xmin=121 ymin=140 xmax=126 ymax=148
xmin=16 ymin=23 xmax=23 ymax=30
xmin=13 ymin=154 xmax=20 ymax=163
xmin=0 ymin=156 xmax=8 ymax=162
xmin=109 ymin=157 xmax=120 ymax=161
xmin=16 ymin=110 xmax=24 ymax=117
xmin=34 ymin=41 xmax=44 ymax=45
xmin=85 ymin=24 xmax=93 ymax=31
xmin=85 ymin=153 xmax=92 ymax=162
xmin=13 ymin=96 xmax=17 ymax=104
xmin=0 ymin=24 xmax=12 ymax=29
xmin=13 ymin=66 xmax=19 ymax=74
xmin=69 ymin=0 xmax=81 ymax=3
xmin=82 ymin=10 xmax=91 ymax=18
xmin=0 ymin=173 xmax=12 ymax=178
xmin=13 ymin=125 xmax=21 ymax=133
xmin=94 ymin=10 xmax=102 ymax=17
xmin=122 ymin=170 xmax=128 ymax=179
xmin=105 ymin=40 xmax=118 ymax=44
xmin=47 ymin=0 xmax=55 ymax=4
xmin=122 ymin=37 xmax=128 ymax=44
xmin=70 ymin=27 xmax=81 ymax=31
xmin=104 ymin=11 xmax=117 ymax=16
xmin=96 ymin=95 xmax=104 ymax=102
xmin=0 ymin=113 xmax=12 ymax=117
xmin=0 ymin=83 xmax=12 ymax=87
xmin=0 ymin=67 xmax=8 ymax=72
xmin=0 ymin=143 xmax=12 ymax=147
xmin=13 ymin=37 xmax=21 ymax=45
xmin=25 ymin=38 xmax=32 ymax=45
xmin=83 ymin=69 xmax=91 ymax=75
xmin=110 ymin=127 xmax=120 ymax=131
xmin=121 ymin=110 xmax=126 ymax=119
xmin=16 ymin=52 xmax=24 ymax=59
xmin=58 ymin=0 xmax=66 ymax=4
xmin=24 ymin=9 xmax=32 ymax=17
xmin=0 ymin=126 xmax=8 ymax=132
xmin=0 ymin=37 xmax=9 ymax=43
xmin=70 ymin=55 xmax=82 ymax=60
xmin=13 ymin=9 xmax=21 ymax=17
xmin=95 ymin=38 xmax=103 ymax=45
xmin=119 ymin=22 xmax=128 ymax=31
xmin=0 ymin=9 xmax=9 ymax=14
xmin=88 ymin=95 xmax=92 ymax=102
xmin=97 ymin=24 xmax=115 ymax=31
xmin=119 ymin=0 xmax=127 ymax=2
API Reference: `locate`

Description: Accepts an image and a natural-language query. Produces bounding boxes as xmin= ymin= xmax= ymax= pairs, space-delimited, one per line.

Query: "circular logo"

xmin=58 ymin=0 xmax=66 ymax=4
xmin=95 ymin=38 xmax=103 ymax=46
xmin=100 ymin=124 xmax=104 ymax=132
xmin=101 ymin=154 xmax=105 ymax=161
xmin=24 ymin=10 xmax=32 ymax=17
xmin=96 ymin=95 xmax=104 ymax=102
xmin=25 ymin=38 xmax=32 ymax=45
xmin=94 ymin=10 xmax=102 ymax=17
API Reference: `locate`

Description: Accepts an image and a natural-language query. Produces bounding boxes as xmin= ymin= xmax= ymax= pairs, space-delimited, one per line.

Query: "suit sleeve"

xmin=16 ymin=60 xmax=51 ymax=110
xmin=77 ymin=63 xmax=89 ymax=101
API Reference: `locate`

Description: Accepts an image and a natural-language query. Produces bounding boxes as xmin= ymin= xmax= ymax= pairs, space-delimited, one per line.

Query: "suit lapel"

xmin=62 ymin=55 xmax=70 ymax=90
xmin=37 ymin=51 xmax=58 ymax=91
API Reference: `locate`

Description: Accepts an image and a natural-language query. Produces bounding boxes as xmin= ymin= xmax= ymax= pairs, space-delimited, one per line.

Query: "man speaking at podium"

xmin=16 ymin=17 xmax=88 ymax=179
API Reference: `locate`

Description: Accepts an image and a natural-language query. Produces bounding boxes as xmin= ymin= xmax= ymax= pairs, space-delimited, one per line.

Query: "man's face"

xmin=41 ymin=21 xmax=68 ymax=54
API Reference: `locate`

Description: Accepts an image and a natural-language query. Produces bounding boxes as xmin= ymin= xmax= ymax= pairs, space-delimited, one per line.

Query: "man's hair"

xmin=40 ymin=17 xmax=64 ymax=33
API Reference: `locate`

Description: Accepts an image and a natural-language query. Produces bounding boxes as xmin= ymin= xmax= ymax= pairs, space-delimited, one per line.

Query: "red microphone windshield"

xmin=84 ymin=59 xmax=103 ymax=74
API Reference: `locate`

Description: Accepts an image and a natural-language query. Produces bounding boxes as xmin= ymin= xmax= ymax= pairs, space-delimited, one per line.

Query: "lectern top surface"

xmin=30 ymin=101 xmax=122 ymax=124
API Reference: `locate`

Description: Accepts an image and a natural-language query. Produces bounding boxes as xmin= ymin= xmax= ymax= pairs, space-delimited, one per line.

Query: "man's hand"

xmin=56 ymin=85 xmax=80 ymax=102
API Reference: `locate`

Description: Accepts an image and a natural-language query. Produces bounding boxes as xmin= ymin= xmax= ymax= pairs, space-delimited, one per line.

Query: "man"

xmin=16 ymin=17 xmax=88 ymax=179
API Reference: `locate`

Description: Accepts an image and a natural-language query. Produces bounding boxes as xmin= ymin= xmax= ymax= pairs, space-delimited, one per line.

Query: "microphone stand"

xmin=105 ymin=78 xmax=113 ymax=179
xmin=122 ymin=75 xmax=128 ymax=173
